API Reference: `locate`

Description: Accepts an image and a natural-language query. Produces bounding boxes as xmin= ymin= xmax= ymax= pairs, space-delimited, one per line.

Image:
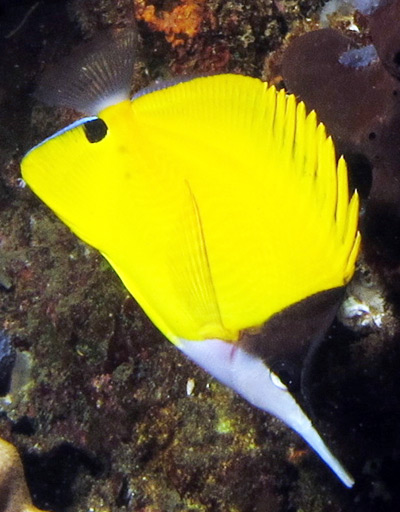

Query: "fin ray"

xmin=35 ymin=28 xmax=138 ymax=115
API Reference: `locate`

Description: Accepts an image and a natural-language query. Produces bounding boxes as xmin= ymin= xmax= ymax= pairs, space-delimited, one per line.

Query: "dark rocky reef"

xmin=2 ymin=0 xmax=400 ymax=511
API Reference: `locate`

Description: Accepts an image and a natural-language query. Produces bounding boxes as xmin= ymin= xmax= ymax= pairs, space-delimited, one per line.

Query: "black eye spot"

xmin=83 ymin=118 xmax=108 ymax=143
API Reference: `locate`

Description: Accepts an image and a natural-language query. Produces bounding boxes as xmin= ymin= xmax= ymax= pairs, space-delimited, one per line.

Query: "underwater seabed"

xmin=2 ymin=0 xmax=400 ymax=511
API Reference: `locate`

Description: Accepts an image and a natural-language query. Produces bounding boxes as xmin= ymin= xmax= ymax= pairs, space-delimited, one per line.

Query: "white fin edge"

xmin=178 ymin=338 xmax=354 ymax=488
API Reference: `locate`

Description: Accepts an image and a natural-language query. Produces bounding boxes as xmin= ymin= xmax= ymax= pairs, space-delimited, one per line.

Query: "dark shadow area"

xmin=22 ymin=442 xmax=104 ymax=512
xmin=308 ymin=322 xmax=400 ymax=512
xmin=0 ymin=0 xmax=81 ymax=166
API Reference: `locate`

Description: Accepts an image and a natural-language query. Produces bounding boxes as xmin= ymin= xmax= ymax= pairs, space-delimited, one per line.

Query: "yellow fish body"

xmin=21 ymin=30 xmax=360 ymax=487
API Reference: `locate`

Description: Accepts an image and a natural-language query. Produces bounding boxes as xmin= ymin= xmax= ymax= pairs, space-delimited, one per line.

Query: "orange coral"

xmin=135 ymin=0 xmax=206 ymax=46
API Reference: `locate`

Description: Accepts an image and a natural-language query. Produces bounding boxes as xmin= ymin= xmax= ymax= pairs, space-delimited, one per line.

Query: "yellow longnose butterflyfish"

xmin=21 ymin=28 xmax=360 ymax=487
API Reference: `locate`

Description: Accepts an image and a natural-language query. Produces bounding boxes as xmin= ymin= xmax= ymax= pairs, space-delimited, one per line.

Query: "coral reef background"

xmin=2 ymin=0 xmax=400 ymax=511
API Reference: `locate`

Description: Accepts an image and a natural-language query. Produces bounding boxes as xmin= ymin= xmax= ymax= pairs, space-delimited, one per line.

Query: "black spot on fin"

xmin=35 ymin=27 xmax=138 ymax=115
xmin=83 ymin=118 xmax=108 ymax=143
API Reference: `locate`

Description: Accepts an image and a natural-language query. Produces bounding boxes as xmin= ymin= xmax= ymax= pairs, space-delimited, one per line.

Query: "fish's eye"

xmin=83 ymin=118 xmax=108 ymax=143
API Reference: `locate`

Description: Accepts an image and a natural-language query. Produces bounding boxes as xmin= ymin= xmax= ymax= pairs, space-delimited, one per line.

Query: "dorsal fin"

xmin=35 ymin=27 xmax=138 ymax=115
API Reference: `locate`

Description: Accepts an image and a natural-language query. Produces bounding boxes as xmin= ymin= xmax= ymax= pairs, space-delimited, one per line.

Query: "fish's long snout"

xmin=179 ymin=338 xmax=354 ymax=488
